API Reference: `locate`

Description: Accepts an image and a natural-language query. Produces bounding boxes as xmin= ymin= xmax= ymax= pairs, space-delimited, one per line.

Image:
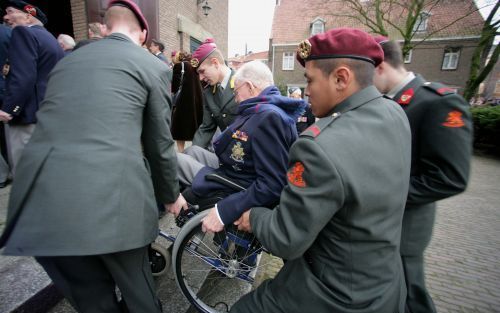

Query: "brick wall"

xmin=405 ymin=38 xmax=480 ymax=92
xmin=158 ymin=0 xmax=228 ymax=58
xmin=70 ymin=0 xmax=87 ymax=42
xmin=271 ymin=37 xmax=481 ymax=94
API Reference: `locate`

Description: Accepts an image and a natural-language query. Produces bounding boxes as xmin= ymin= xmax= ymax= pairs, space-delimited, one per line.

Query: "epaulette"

xmin=300 ymin=112 xmax=341 ymax=138
xmin=422 ymin=81 xmax=456 ymax=96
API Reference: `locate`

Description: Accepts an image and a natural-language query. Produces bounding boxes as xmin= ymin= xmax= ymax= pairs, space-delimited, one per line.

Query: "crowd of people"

xmin=0 ymin=1 xmax=473 ymax=313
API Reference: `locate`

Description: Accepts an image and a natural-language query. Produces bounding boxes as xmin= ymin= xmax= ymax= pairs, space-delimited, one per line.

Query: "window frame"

xmin=413 ymin=11 xmax=431 ymax=32
xmin=282 ymin=52 xmax=295 ymax=71
xmin=442 ymin=47 xmax=461 ymax=71
xmin=404 ymin=49 xmax=413 ymax=64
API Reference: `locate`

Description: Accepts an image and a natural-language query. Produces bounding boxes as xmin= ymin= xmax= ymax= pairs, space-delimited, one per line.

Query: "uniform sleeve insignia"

xmin=190 ymin=58 xmax=199 ymax=68
xmin=24 ymin=5 xmax=37 ymax=17
xmin=442 ymin=110 xmax=465 ymax=128
xmin=230 ymin=142 xmax=245 ymax=163
xmin=287 ymin=162 xmax=306 ymax=187
xmin=304 ymin=125 xmax=321 ymax=137
xmin=398 ymin=88 xmax=414 ymax=105
xmin=231 ymin=130 xmax=248 ymax=142
xmin=297 ymin=39 xmax=312 ymax=60
xmin=437 ymin=87 xmax=456 ymax=95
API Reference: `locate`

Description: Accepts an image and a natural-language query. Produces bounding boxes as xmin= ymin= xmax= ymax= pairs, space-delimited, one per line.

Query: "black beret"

xmin=3 ymin=0 xmax=48 ymax=25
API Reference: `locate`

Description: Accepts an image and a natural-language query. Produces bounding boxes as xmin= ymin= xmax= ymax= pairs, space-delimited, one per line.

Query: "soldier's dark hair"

xmin=380 ymin=40 xmax=404 ymax=69
xmin=314 ymin=58 xmax=374 ymax=89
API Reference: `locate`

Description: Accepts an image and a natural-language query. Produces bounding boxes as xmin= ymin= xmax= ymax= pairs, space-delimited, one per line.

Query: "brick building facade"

xmin=269 ymin=0 xmax=485 ymax=95
xmin=33 ymin=0 xmax=229 ymax=60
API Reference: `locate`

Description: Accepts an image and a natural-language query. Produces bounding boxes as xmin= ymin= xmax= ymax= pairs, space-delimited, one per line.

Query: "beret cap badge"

xmin=24 ymin=4 xmax=37 ymax=17
xmin=298 ymin=39 xmax=312 ymax=60
xmin=190 ymin=58 xmax=200 ymax=68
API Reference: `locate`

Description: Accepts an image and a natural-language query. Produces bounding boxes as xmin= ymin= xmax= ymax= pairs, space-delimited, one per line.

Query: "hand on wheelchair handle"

xmin=234 ymin=210 xmax=252 ymax=233
xmin=165 ymin=193 xmax=188 ymax=216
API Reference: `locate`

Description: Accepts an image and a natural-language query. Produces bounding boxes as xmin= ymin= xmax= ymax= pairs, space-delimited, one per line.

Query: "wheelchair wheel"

xmin=172 ymin=210 xmax=273 ymax=313
xmin=149 ymin=242 xmax=170 ymax=277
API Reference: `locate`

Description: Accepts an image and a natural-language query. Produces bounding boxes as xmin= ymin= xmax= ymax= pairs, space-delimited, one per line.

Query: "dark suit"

xmin=2 ymin=24 xmax=63 ymax=175
xmin=232 ymin=86 xmax=411 ymax=313
xmin=394 ymin=75 xmax=472 ymax=313
xmin=0 ymin=24 xmax=11 ymax=183
xmin=192 ymin=71 xmax=238 ymax=148
xmin=0 ymin=33 xmax=179 ymax=312
xmin=2 ymin=25 xmax=63 ymax=124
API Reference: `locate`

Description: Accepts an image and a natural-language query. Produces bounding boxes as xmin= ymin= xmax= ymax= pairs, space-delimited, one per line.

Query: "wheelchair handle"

xmin=205 ymin=173 xmax=246 ymax=192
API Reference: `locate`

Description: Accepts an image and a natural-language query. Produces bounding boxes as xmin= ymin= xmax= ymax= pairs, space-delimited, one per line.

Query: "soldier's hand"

xmin=234 ymin=210 xmax=252 ymax=233
xmin=165 ymin=193 xmax=188 ymax=216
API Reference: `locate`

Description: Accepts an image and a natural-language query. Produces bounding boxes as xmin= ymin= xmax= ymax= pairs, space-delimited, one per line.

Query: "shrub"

xmin=470 ymin=105 xmax=500 ymax=156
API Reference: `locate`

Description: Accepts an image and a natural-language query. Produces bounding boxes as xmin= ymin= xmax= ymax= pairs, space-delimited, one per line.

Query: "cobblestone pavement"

xmin=1 ymin=154 xmax=499 ymax=312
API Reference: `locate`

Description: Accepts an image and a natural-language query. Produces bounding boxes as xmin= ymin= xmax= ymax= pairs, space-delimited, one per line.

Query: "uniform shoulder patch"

xmin=287 ymin=162 xmax=306 ymax=187
xmin=423 ymin=82 xmax=456 ymax=96
xmin=301 ymin=112 xmax=341 ymax=138
xmin=442 ymin=110 xmax=465 ymax=128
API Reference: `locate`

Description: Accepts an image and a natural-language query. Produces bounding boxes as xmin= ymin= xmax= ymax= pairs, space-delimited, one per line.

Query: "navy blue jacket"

xmin=2 ymin=25 xmax=64 ymax=124
xmin=192 ymin=86 xmax=307 ymax=225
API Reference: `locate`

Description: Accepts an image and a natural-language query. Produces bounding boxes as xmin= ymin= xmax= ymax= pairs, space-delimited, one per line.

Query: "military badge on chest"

xmin=230 ymin=142 xmax=245 ymax=171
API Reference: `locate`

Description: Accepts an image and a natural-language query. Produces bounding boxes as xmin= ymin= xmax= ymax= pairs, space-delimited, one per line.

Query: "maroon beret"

xmin=108 ymin=0 xmax=149 ymax=44
xmin=3 ymin=0 xmax=48 ymax=25
xmin=373 ymin=35 xmax=390 ymax=45
xmin=296 ymin=27 xmax=384 ymax=67
xmin=191 ymin=38 xmax=217 ymax=68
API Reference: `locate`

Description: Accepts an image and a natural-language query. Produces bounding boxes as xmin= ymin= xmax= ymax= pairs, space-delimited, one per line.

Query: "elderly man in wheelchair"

xmin=170 ymin=60 xmax=306 ymax=234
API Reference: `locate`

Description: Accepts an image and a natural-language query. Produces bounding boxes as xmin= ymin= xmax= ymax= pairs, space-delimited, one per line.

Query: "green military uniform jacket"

xmin=0 ymin=33 xmax=179 ymax=256
xmin=395 ymin=75 xmax=473 ymax=255
xmin=232 ymin=86 xmax=411 ymax=313
xmin=192 ymin=71 xmax=238 ymax=148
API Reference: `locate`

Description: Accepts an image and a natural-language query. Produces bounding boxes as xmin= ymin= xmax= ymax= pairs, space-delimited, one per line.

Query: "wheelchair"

xmin=149 ymin=173 xmax=276 ymax=313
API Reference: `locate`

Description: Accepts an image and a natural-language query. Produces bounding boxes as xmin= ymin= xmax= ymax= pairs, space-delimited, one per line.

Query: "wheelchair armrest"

xmin=205 ymin=173 xmax=246 ymax=192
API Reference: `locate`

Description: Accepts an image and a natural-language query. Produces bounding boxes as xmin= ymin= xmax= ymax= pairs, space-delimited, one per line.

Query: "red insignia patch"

xmin=306 ymin=125 xmax=321 ymax=137
xmin=398 ymin=88 xmax=414 ymax=105
xmin=437 ymin=87 xmax=455 ymax=95
xmin=24 ymin=5 xmax=37 ymax=17
xmin=287 ymin=162 xmax=306 ymax=188
xmin=442 ymin=111 xmax=465 ymax=128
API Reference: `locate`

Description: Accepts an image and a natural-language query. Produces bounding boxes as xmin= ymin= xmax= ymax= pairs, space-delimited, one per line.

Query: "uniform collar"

xmin=329 ymin=85 xmax=383 ymax=115
xmin=219 ymin=66 xmax=232 ymax=89
xmin=386 ymin=72 xmax=415 ymax=99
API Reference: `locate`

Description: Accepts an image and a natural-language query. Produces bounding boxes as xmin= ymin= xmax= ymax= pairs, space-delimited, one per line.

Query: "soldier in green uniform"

xmin=373 ymin=37 xmax=473 ymax=313
xmin=232 ymin=28 xmax=411 ymax=313
xmin=190 ymin=38 xmax=238 ymax=149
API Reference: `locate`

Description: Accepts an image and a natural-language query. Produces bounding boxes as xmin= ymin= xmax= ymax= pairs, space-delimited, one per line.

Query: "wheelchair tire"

xmin=172 ymin=210 xmax=275 ymax=313
xmin=149 ymin=242 xmax=170 ymax=277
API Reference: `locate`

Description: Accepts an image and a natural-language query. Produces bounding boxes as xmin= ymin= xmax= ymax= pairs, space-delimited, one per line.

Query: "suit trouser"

xmin=402 ymin=254 xmax=436 ymax=313
xmin=177 ymin=145 xmax=219 ymax=186
xmin=36 ymin=245 xmax=162 ymax=313
xmin=6 ymin=123 xmax=35 ymax=177
xmin=400 ymin=203 xmax=436 ymax=313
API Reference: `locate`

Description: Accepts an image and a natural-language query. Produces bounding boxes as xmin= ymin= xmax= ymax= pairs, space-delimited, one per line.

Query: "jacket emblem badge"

xmin=442 ymin=111 xmax=465 ymax=128
xmin=287 ymin=162 xmax=306 ymax=188
xmin=231 ymin=130 xmax=248 ymax=142
xmin=230 ymin=142 xmax=245 ymax=163
xmin=398 ymin=88 xmax=414 ymax=105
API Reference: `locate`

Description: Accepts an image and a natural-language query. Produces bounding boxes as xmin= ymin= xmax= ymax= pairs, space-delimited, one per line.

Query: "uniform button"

xmin=424 ymin=82 xmax=431 ymax=85
xmin=332 ymin=112 xmax=340 ymax=118
xmin=211 ymin=113 xmax=214 ymax=117
xmin=222 ymin=114 xmax=226 ymax=118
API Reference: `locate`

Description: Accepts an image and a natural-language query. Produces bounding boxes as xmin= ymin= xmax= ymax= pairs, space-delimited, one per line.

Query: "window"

xmin=442 ymin=47 xmax=460 ymax=70
xmin=413 ymin=12 xmax=430 ymax=32
xmin=310 ymin=18 xmax=325 ymax=36
xmin=282 ymin=52 xmax=294 ymax=70
xmin=404 ymin=49 xmax=413 ymax=64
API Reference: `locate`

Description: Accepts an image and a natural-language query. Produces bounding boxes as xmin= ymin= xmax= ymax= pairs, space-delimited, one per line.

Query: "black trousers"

xmin=402 ymin=254 xmax=436 ymax=313
xmin=36 ymin=245 xmax=162 ymax=313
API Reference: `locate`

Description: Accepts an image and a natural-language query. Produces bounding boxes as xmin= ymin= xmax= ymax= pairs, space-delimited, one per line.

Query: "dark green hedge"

xmin=471 ymin=105 xmax=500 ymax=155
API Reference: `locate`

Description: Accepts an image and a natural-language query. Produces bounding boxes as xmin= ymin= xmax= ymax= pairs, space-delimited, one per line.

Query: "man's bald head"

xmin=103 ymin=5 xmax=146 ymax=45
